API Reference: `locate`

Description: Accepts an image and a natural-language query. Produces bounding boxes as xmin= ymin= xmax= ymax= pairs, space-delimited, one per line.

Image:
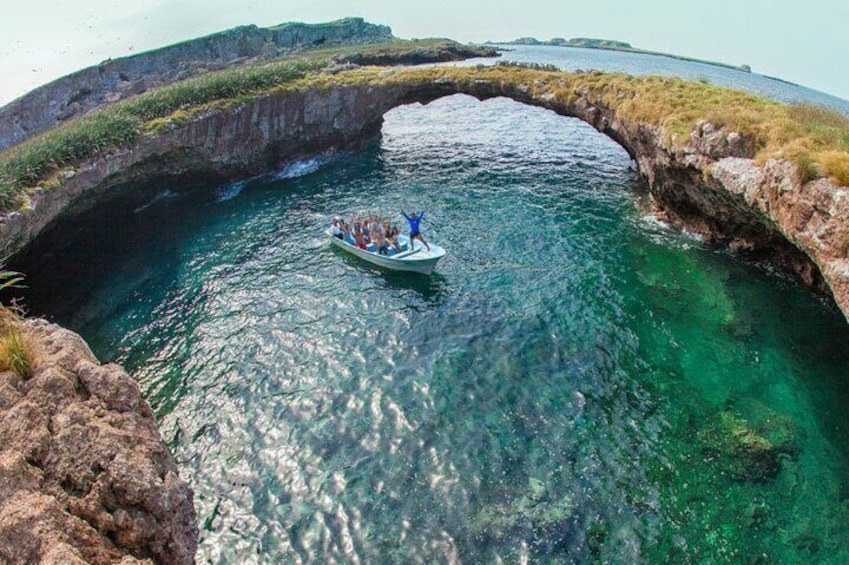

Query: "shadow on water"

xmin=382 ymin=269 xmax=448 ymax=302
xmin=328 ymin=245 xmax=449 ymax=304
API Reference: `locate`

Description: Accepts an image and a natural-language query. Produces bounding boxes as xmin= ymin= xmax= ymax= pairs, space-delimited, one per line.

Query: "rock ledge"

xmin=0 ymin=319 xmax=197 ymax=564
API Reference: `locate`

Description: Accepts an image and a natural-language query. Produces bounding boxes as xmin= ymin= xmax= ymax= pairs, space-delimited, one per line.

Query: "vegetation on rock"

xmin=0 ymin=267 xmax=31 ymax=379
xmin=1 ymin=50 xmax=848 ymax=215
xmin=0 ymin=40 xmax=485 ymax=210
xmin=0 ymin=327 xmax=33 ymax=380
xmin=0 ymin=60 xmax=849 ymax=211
xmin=0 ymin=319 xmax=198 ymax=563
xmin=0 ymin=59 xmax=319 ymax=207
xmin=0 ymin=17 xmax=395 ymax=151
xmin=0 ymin=267 xmax=23 ymax=292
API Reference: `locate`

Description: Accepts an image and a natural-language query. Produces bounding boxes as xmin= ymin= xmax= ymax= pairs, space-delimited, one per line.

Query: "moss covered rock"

xmin=738 ymin=399 xmax=803 ymax=457
xmin=698 ymin=411 xmax=783 ymax=481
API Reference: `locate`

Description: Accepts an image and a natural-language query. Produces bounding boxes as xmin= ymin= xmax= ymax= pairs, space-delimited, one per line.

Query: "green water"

xmin=17 ymin=95 xmax=849 ymax=563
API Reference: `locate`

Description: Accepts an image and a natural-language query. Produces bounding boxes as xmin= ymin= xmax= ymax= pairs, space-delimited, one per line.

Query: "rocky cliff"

xmin=0 ymin=319 xmax=197 ymax=564
xmin=0 ymin=81 xmax=401 ymax=255
xmin=0 ymin=17 xmax=392 ymax=151
xmin=465 ymin=74 xmax=846 ymax=303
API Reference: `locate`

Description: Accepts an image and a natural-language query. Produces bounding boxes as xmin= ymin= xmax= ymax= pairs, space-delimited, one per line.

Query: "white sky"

xmin=1 ymin=0 xmax=848 ymax=105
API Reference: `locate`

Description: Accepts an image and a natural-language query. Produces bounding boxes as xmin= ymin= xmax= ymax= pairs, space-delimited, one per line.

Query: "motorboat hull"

xmin=326 ymin=229 xmax=446 ymax=275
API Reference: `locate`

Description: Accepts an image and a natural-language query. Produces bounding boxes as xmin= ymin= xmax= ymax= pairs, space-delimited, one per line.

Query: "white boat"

xmin=326 ymin=229 xmax=446 ymax=275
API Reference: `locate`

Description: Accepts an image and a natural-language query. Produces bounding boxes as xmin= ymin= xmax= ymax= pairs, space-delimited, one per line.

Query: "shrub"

xmin=792 ymin=154 xmax=820 ymax=184
xmin=0 ymin=306 xmax=19 ymax=334
xmin=788 ymin=103 xmax=849 ymax=146
xmin=0 ymin=265 xmax=25 ymax=332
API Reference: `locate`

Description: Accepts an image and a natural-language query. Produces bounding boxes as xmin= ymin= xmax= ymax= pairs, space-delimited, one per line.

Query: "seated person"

xmin=330 ymin=217 xmax=343 ymax=239
xmin=374 ymin=230 xmax=390 ymax=255
xmin=388 ymin=227 xmax=403 ymax=254
xmin=353 ymin=224 xmax=368 ymax=249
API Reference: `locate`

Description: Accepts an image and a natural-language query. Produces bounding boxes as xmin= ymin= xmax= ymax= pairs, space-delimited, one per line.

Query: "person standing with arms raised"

xmin=401 ymin=210 xmax=430 ymax=251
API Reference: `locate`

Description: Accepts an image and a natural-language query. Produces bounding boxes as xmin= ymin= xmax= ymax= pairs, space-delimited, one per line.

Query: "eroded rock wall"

xmin=443 ymin=75 xmax=846 ymax=309
xmin=0 ymin=319 xmax=197 ymax=564
xmin=2 ymin=67 xmax=848 ymax=321
xmin=401 ymin=73 xmax=847 ymax=301
xmin=0 ymin=81 xmax=405 ymax=255
xmin=556 ymin=87 xmax=847 ymax=299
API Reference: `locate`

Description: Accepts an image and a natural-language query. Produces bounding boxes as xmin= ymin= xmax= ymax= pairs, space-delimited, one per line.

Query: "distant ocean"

xmin=464 ymin=44 xmax=849 ymax=114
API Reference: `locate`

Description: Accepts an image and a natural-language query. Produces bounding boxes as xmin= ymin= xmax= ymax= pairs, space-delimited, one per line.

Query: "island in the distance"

xmin=490 ymin=36 xmax=752 ymax=73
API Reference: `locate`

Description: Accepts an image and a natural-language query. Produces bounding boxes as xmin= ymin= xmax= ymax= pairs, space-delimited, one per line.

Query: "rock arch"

xmin=3 ymin=68 xmax=847 ymax=320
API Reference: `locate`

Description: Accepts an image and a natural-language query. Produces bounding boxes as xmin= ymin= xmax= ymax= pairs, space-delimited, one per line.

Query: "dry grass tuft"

xmin=0 ymin=325 xmax=34 ymax=380
xmin=818 ymin=150 xmax=849 ymax=187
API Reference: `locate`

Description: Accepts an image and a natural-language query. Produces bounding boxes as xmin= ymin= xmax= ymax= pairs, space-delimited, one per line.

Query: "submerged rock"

xmin=738 ymin=399 xmax=803 ymax=457
xmin=0 ymin=319 xmax=197 ymax=564
xmin=745 ymin=499 xmax=771 ymax=529
xmin=697 ymin=407 xmax=801 ymax=482
xmin=470 ymin=477 xmax=578 ymax=551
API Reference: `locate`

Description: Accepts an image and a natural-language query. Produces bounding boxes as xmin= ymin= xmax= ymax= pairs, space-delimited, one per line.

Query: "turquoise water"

xmin=16 ymin=95 xmax=849 ymax=563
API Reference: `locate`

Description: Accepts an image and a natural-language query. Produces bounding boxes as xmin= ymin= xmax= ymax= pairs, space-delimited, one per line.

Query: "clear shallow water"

xmin=16 ymin=95 xmax=849 ymax=563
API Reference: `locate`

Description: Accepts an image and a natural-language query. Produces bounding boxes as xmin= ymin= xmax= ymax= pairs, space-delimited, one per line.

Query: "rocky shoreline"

xmin=0 ymin=319 xmax=197 ymax=564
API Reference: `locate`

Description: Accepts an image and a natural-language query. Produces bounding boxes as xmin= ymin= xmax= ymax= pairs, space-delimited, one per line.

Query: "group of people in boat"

xmin=330 ymin=211 xmax=429 ymax=256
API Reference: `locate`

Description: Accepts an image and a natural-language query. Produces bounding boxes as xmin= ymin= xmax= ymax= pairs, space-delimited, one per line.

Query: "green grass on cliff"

xmin=1 ymin=54 xmax=849 ymax=213
xmin=0 ymin=58 xmax=320 ymax=208
xmin=375 ymin=65 xmax=849 ymax=186
xmin=0 ymin=268 xmax=31 ymax=380
xmin=293 ymin=37 xmax=490 ymax=61
xmin=0 ymin=327 xmax=33 ymax=380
